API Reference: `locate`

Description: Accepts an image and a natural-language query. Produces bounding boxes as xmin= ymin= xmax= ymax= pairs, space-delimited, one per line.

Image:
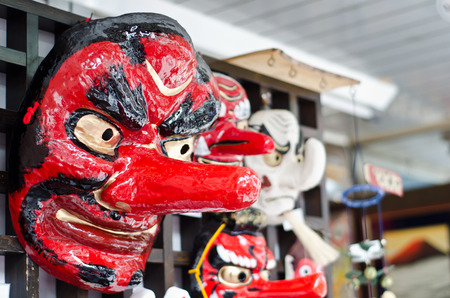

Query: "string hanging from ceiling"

xmin=341 ymin=86 xmax=396 ymax=298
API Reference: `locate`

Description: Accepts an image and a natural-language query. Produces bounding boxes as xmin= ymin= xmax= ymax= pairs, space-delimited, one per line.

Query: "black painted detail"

xmin=76 ymin=262 xmax=116 ymax=287
xmin=223 ymin=290 xmax=238 ymax=298
xmin=19 ymin=185 xmax=67 ymax=266
xmin=159 ymin=93 xmax=220 ymax=137
xmin=195 ymin=53 xmax=212 ymax=85
xmin=110 ymin=211 xmax=122 ymax=221
xmin=250 ymin=123 xmax=290 ymax=154
xmin=19 ymin=176 xmax=111 ymax=267
xmin=128 ymin=269 xmax=144 ymax=286
xmin=211 ymin=140 xmax=249 ymax=147
xmin=8 ymin=108 xmax=49 ymax=193
xmin=87 ymin=65 xmax=148 ymax=131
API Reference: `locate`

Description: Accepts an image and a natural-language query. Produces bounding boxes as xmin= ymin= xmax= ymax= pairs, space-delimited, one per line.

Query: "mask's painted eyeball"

xmin=263 ymin=150 xmax=283 ymax=167
xmin=298 ymin=264 xmax=313 ymax=277
xmin=162 ymin=136 xmax=195 ymax=161
xmin=260 ymin=269 xmax=271 ymax=281
xmin=73 ymin=113 xmax=121 ymax=156
xmin=218 ymin=265 xmax=253 ymax=287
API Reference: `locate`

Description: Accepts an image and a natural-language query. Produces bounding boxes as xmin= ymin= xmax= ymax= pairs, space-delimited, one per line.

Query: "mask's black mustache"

xmin=44 ymin=173 xmax=108 ymax=195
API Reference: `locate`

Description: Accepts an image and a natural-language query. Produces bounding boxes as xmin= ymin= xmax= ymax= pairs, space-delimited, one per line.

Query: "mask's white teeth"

xmin=56 ymin=209 xmax=157 ymax=237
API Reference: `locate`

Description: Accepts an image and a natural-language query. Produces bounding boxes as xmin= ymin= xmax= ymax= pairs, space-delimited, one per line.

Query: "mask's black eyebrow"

xmin=249 ymin=123 xmax=290 ymax=154
xmin=158 ymin=93 xmax=220 ymax=137
xmin=86 ymin=65 xmax=148 ymax=131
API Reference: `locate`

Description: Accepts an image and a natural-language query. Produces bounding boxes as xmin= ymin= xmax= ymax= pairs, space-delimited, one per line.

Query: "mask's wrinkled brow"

xmin=250 ymin=123 xmax=290 ymax=154
xmin=86 ymin=65 xmax=148 ymax=131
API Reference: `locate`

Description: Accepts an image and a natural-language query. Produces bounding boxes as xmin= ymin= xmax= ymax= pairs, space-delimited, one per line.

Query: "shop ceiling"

xmin=56 ymin=0 xmax=450 ymax=189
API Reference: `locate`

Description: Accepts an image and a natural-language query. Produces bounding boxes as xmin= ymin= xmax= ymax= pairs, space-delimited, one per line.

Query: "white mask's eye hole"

xmin=218 ymin=265 xmax=253 ymax=287
xmin=162 ymin=136 xmax=195 ymax=161
xmin=260 ymin=270 xmax=271 ymax=281
xmin=263 ymin=151 xmax=283 ymax=167
xmin=296 ymin=154 xmax=304 ymax=164
xmin=74 ymin=114 xmax=121 ymax=156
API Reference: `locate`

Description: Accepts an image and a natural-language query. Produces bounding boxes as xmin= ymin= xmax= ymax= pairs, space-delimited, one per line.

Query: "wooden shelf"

xmin=0 ymin=108 xmax=16 ymax=133
xmin=224 ymin=48 xmax=359 ymax=93
xmin=0 ymin=235 xmax=25 ymax=254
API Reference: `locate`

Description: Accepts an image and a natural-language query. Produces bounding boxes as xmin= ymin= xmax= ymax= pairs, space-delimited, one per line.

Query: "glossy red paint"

xmin=195 ymin=73 xmax=274 ymax=166
xmin=8 ymin=13 xmax=260 ymax=293
xmin=196 ymin=230 xmax=327 ymax=298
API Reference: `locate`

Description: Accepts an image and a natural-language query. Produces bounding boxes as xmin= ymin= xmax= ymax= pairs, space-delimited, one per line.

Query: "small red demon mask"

xmin=190 ymin=223 xmax=327 ymax=298
xmin=194 ymin=72 xmax=274 ymax=166
xmin=294 ymin=258 xmax=323 ymax=279
xmin=8 ymin=13 xmax=260 ymax=293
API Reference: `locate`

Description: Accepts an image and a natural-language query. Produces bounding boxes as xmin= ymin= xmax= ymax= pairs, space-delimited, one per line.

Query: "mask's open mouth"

xmin=43 ymin=198 xmax=161 ymax=254
xmin=56 ymin=209 xmax=158 ymax=237
xmin=196 ymin=156 xmax=241 ymax=166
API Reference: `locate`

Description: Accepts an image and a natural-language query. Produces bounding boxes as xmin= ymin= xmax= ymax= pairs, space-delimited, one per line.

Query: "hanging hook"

xmin=288 ymin=66 xmax=297 ymax=78
xmin=267 ymin=54 xmax=275 ymax=67
xmin=319 ymin=77 xmax=327 ymax=90
xmin=349 ymin=85 xmax=357 ymax=100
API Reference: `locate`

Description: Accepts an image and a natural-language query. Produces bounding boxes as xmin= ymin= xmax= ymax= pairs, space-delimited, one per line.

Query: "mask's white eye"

xmin=298 ymin=265 xmax=313 ymax=277
xmin=296 ymin=154 xmax=304 ymax=163
xmin=163 ymin=137 xmax=195 ymax=161
xmin=263 ymin=151 xmax=283 ymax=167
xmin=236 ymin=119 xmax=248 ymax=130
xmin=218 ymin=265 xmax=253 ymax=287
xmin=74 ymin=114 xmax=121 ymax=156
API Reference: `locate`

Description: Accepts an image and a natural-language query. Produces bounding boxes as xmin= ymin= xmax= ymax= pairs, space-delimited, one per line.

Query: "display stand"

xmin=0 ymin=1 xmax=353 ymax=297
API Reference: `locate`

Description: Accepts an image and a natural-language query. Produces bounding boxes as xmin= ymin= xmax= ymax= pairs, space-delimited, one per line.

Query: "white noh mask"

xmin=245 ymin=109 xmax=326 ymax=225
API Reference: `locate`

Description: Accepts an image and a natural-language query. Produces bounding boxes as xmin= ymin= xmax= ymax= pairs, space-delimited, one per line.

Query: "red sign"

xmin=364 ymin=164 xmax=403 ymax=197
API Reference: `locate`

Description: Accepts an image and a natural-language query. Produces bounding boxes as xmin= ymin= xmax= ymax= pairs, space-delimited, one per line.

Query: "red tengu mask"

xmin=8 ymin=13 xmax=260 ymax=293
xmin=190 ymin=225 xmax=327 ymax=298
xmin=194 ymin=72 xmax=274 ymax=166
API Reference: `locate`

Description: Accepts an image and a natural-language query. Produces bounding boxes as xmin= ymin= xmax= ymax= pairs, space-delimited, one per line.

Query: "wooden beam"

xmin=6 ymin=254 xmax=39 ymax=298
xmin=0 ymin=108 xmax=16 ymax=133
xmin=203 ymin=55 xmax=320 ymax=101
xmin=162 ymin=215 xmax=174 ymax=290
xmin=2 ymin=0 xmax=85 ymax=26
xmin=0 ymin=46 xmax=26 ymax=66
xmin=356 ymin=119 xmax=450 ymax=144
xmin=0 ymin=235 xmax=24 ymax=254
xmin=367 ymin=183 xmax=450 ymax=220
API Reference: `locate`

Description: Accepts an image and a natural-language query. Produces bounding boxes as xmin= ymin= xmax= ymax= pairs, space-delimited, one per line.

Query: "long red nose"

xmin=209 ymin=123 xmax=275 ymax=156
xmin=246 ymin=273 xmax=327 ymax=298
xmin=100 ymin=146 xmax=261 ymax=214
